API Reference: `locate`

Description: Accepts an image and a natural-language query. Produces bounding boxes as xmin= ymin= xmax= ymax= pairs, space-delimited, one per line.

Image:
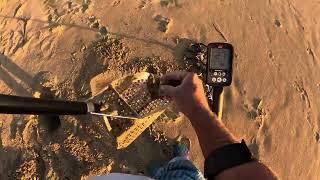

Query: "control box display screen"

xmin=209 ymin=48 xmax=231 ymax=70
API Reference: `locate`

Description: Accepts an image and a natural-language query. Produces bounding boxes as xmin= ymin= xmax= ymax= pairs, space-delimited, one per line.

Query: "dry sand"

xmin=0 ymin=0 xmax=320 ymax=179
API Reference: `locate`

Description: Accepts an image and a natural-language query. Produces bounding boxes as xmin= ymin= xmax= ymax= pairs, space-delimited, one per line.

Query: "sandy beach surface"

xmin=0 ymin=0 xmax=320 ymax=179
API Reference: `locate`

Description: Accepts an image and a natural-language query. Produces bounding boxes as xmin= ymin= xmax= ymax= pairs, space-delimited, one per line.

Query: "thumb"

xmin=159 ymin=85 xmax=176 ymax=97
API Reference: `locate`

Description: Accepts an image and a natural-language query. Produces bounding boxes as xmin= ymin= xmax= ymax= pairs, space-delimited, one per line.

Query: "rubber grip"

xmin=0 ymin=94 xmax=88 ymax=115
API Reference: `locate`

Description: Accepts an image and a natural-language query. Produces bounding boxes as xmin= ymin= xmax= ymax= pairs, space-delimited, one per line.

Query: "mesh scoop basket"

xmin=88 ymin=72 xmax=179 ymax=149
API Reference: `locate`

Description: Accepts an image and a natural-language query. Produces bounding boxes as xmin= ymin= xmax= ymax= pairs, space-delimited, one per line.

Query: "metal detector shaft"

xmin=211 ymin=87 xmax=224 ymax=119
xmin=0 ymin=94 xmax=90 ymax=115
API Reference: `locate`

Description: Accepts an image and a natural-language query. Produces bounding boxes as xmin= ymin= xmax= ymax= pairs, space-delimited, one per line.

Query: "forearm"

xmin=160 ymin=71 xmax=277 ymax=179
xmin=187 ymin=108 xmax=277 ymax=180
xmin=186 ymin=107 xmax=237 ymax=158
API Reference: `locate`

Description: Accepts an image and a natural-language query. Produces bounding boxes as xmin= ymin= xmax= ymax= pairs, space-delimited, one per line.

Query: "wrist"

xmin=185 ymin=104 xmax=214 ymax=121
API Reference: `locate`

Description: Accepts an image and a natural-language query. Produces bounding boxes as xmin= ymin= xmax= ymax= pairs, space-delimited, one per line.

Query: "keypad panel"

xmin=208 ymin=70 xmax=230 ymax=85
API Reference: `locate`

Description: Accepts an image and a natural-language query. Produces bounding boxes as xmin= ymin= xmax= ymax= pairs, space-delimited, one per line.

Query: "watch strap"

xmin=204 ymin=140 xmax=255 ymax=179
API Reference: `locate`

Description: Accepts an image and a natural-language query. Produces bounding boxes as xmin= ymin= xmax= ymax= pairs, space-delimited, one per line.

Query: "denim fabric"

xmin=153 ymin=157 xmax=205 ymax=180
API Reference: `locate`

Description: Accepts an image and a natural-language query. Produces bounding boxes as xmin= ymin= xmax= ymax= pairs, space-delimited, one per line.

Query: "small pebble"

xmin=47 ymin=14 xmax=52 ymax=22
xmin=82 ymin=4 xmax=89 ymax=12
xmin=88 ymin=15 xmax=96 ymax=22
xmin=81 ymin=45 xmax=87 ymax=52
xmin=67 ymin=0 xmax=72 ymax=9
xmin=90 ymin=22 xmax=99 ymax=29
xmin=268 ymin=50 xmax=273 ymax=59
xmin=99 ymin=26 xmax=108 ymax=35
xmin=315 ymin=132 xmax=320 ymax=142
xmin=274 ymin=19 xmax=281 ymax=27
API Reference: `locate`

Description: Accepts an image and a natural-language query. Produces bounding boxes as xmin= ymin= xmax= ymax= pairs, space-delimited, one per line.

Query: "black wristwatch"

xmin=204 ymin=140 xmax=255 ymax=179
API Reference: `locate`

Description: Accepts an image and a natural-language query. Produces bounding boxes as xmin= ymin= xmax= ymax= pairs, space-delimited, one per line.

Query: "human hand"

xmin=159 ymin=71 xmax=210 ymax=117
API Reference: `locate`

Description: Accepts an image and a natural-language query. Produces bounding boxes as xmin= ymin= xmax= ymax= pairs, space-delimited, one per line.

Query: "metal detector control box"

xmin=206 ymin=43 xmax=234 ymax=86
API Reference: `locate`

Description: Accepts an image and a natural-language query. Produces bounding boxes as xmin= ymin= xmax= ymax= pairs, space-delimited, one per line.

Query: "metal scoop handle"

xmin=90 ymin=112 xmax=138 ymax=120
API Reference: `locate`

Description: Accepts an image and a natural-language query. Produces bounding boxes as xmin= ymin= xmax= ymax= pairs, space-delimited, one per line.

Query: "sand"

xmin=0 ymin=0 xmax=320 ymax=179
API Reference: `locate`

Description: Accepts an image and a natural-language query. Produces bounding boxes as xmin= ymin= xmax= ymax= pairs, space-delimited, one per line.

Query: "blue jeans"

xmin=153 ymin=157 xmax=205 ymax=180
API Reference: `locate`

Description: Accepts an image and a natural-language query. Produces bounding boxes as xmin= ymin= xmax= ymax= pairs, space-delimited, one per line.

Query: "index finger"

xmin=160 ymin=71 xmax=189 ymax=84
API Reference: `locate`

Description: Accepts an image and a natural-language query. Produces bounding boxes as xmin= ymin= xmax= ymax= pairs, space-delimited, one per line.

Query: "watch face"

xmin=209 ymin=48 xmax=231 ymax=70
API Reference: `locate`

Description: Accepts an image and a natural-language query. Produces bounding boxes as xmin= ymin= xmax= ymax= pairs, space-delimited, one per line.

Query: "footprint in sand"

xmin=266 ymin=49 xmax=281 ymax=70
xmin=243 ymin=97 xmax=265 ymax=121
xmin=154 ymin=15 xmax=172 ymax=33
xmin=1 ymin=17 xmax=29 ymax=55
xmin=255 ymin=118 xmax=273 ymax=153
xmin=61 ymin=0 xmax=91 ymax=13
xmin=306 ymin=45 xmax=316 ymax=65
xmin=160 ymin=0 xmax=182 ymax=7
xmin=138 ymin=0 xmax=151 ymax=9
xmin=233 ymin=78 xmax=246 ymax=96
xmin=112 ymin=0 xmax=121 ymax=7
xmin=291 ymin=80 xmax=319 ymax=141
xmin=261 ymin=134 xmax=272 ymax=153
xmin=160 ymin=0 xmax=173 ymax=6
xmin=293 ymin=80 xmax=311 ymax=108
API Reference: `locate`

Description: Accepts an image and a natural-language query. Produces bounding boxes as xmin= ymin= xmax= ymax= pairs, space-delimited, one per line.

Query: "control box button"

xmin=222 ymin=78 xmax=227 ymax=82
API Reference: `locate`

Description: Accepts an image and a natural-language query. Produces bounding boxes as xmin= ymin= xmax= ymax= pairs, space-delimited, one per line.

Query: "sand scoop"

xmin=87 ymin=72 xmax=179 ymax=149
xmin=0 ymin=72 xmax=179 ymax=149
